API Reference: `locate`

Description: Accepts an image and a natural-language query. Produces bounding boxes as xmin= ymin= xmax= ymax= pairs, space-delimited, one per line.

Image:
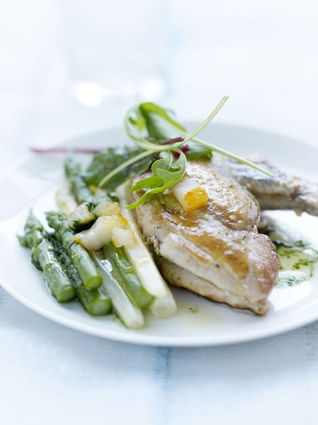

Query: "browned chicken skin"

xmin=132 ymin=161 xmax=280 ymax=315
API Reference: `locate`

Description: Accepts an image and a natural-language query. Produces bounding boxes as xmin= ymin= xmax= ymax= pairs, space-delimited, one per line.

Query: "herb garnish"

xmin=96 ymin=97 xmax=272 ymax=208
xmin=127 ymin=151 xmax=187 ymax=209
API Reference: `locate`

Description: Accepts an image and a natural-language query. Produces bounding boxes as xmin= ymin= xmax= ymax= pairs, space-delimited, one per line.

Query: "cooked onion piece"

xmin=172 ymin=177 xmax=208 ymax=213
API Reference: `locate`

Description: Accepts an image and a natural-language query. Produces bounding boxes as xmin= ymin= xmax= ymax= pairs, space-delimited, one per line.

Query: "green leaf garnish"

xmin=125 ymin=97 xmax=273 ymax=177
xmin=98 ymin=98 xmax=229 ymax=193
xmin=86 ymin=146 xmax=154 ymax=190
xmin=127 ymin=151 xmax=187 ymax=209
xmin=92 ymin=96 xmax=273 ymax=209
xmin=139 ymin=102 xmax=186 ymax=140
xmin=185 ymin=142 xmax=212 ymax=160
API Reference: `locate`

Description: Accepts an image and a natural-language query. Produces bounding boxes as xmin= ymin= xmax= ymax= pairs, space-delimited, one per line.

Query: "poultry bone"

xmin=211 ymin=154 xmax=318 ymax=216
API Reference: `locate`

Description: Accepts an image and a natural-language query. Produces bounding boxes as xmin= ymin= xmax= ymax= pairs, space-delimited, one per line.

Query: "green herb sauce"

xmin=262 ymin=211 xmax=318 ymax=289
xmin=188 ymin=304 xmax=199 ymax=314
xmin=274 ymin=241 xmax=318 ymax=288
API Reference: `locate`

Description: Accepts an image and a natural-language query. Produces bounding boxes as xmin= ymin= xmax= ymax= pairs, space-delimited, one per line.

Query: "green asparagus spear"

xmin=18 ymin=212 xmax=44 ymax=250
xmin=53 ymin=240 xmax=112 ymax=315
xmin=94 ymin=253 xmax=144 ymax=329
xmin=64 ymin=157 xmax=113 ymax=206
xmin=65 ymin=160 xmax=154 ymax=314
xmin=64 ymin=157 xmax=154 ymax=308
xmin=46 ymin=211 xmax=102 ymax=291
xmin=65 ymin=158 xmax=111 ymax=229
xmin=18 ymin=213 xmax=76 ymax=303
xmin=103 ymin=243 xmax=154 ymax=309
xmin=64 ymin=157 xmax=95 ymax=205
xmin=34 ymin=240 xmax=76 ymax=302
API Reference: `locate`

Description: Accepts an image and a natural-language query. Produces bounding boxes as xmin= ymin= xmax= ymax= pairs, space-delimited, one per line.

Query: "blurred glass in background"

xmin=62 ymin=0 xmax=176 ymax=109
xmin=0 ymin=0 xmax=317 ymax=167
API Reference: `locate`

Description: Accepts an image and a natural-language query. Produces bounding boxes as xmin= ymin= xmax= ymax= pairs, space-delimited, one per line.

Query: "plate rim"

xmin=2 ymin=275 xmax=318 ymax=347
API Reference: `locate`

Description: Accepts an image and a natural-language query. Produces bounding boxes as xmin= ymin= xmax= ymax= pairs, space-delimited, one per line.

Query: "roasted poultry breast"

xmin=132 ymin=160 xmax=280 ymax=315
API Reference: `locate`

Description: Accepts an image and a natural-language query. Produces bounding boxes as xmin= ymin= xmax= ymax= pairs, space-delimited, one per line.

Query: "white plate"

xmin=1 ymin=123 xmax=318 ymax=347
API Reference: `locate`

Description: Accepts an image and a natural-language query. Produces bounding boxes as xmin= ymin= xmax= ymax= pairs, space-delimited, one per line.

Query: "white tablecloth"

xmin=1 ymin=1 xmax=318 ymax=423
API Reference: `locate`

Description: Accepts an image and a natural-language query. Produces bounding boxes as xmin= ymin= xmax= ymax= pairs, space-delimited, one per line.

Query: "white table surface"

xmin=1 ymin=1 xmax=318 ymax=423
